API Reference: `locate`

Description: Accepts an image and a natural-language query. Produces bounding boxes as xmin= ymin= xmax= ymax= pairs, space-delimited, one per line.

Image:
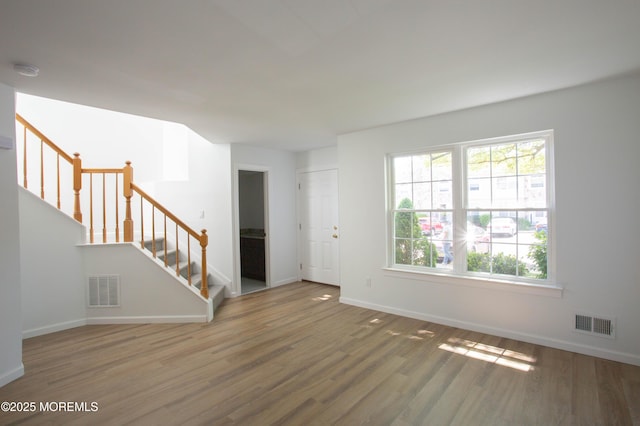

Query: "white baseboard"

xmin=272 ymin=276 xmax=299 ymax=288
xmin=0 ymin=363 xmax=25 ymax=388
xmin=22 ymin=315 xmax=209 ymax=339
xmin=339 ymin=297 xmax=640 ymax=367
xmin=23 ymin=319 xmax=87 ymax=339
xmin=87 ymin=315 xmax=208 ymax=324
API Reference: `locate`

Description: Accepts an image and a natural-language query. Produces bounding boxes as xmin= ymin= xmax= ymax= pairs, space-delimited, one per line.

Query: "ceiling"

xmin=2 ymin=0 xmax=640 ymax=152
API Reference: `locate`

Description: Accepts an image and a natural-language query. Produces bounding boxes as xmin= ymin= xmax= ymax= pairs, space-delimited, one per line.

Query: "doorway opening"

xmin=238 ymin=170 xmax=268 ymax=294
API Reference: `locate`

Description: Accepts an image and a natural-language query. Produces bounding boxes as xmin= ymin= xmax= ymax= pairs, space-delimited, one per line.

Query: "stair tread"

xmin=140 ymin=241 xmax=225 ymax=311
xmin=190 ymin=275 xmax=223 ymax=289
xmin=157 ymin=248 xmax=177 ymax=257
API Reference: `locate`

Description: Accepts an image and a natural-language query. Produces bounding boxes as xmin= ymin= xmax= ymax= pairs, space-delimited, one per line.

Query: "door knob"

xmin=332 ymin=234 xmax=339 ymax=239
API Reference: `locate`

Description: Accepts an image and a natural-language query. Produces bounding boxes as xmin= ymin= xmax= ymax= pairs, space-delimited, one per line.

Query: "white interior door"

xmin=299 ymin=169 xmax=339 ymax=286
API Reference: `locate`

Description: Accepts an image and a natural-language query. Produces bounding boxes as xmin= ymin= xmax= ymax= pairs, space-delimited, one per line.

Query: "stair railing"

xmin=15 ymin=113 xmax=209 ymax=298
xmin=16 ymin=114 xmax=77 ymax=214
xmin=81 ymin=164 xmax=125 ymax=243
xmin=127 ymin=175 xmax=209 ymax=298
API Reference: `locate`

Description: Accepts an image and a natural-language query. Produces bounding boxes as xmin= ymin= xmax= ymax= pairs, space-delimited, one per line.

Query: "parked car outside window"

xmin=418 ymin=217 xmax=442 ymax=236
xmin=535 ymin=217 xmax=548 ymax=233
xmin=487 ymin=217 xmax=517 ymax=237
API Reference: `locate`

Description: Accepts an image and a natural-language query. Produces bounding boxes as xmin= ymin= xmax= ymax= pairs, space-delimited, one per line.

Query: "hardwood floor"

xmin=1 ymin=281 xmax=639 ymax=425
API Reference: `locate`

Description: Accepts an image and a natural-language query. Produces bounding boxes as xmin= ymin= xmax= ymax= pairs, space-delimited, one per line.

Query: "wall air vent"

xmin=574 ymin=313 xmax=615 ymax=338
xmin=88 ymin=275 xmax=120 ymax=307
xmin=575 ymin=314 xmax=592 ymax=332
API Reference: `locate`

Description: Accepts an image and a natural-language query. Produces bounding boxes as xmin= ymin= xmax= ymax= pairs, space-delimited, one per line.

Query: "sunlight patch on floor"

xmin=367 ymin=318 xmax=437 ymax=340
xmin=438 ymin=337 xmax=536 ymax=372
xmin=382 ymin=328 xmax=437 ymax=341
xmin=312 ymin=294 xmax=333 ymax=301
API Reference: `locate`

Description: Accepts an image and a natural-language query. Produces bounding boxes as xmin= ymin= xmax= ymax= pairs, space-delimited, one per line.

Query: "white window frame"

xmin=386 ymin=130 xmax=558 ymax=293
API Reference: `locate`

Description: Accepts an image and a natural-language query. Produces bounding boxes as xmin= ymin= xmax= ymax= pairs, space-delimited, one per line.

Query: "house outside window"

xmin=389 ymin=130 xmax=553 ymax=285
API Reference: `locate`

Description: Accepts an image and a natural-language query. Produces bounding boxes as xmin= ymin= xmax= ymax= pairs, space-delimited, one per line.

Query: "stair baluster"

xmin=200 ymin=230 xmax=208 ymax=298
xmin=15 ymin=114 xmax=214 ymax=300
xmin=73 ymin=153 xmax=82 ymax=222
xmin=123 ymin=161 xmax=133 ymax=242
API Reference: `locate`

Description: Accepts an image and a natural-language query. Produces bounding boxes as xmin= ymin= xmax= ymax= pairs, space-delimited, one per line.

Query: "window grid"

xmin=390 ymin=131 xmax=552 ymax=283
xmin=392 ymin=152 xmax=453 ymax=269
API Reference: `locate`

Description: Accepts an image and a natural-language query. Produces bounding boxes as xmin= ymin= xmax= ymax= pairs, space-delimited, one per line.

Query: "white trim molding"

xmin=0 ymin=364 xmax=24 ymax=388
xmin=87 ymin=315 xmax=209 ymax=324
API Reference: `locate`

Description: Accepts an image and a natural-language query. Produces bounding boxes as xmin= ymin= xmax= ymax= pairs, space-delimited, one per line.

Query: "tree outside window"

xmin=390 ymin=131 xmax=552 ymax=283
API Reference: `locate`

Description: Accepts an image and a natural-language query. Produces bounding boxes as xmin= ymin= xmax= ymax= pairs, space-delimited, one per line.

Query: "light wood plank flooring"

xmin=1 ymin=281 xmax=639 ymax=425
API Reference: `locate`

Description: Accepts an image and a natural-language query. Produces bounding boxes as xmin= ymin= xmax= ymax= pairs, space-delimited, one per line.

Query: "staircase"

xmin=15 ymin=113 xmax=226 ymax=321
xmin=142 ymin=237 xmax=226 ymax=313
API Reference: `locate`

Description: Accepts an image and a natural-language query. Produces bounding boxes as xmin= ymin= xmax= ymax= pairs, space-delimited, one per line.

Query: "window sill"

xmin=383 ymin=267 xmax=563 ymax=298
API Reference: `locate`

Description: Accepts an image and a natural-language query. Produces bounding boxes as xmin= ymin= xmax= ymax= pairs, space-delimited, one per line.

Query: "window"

xmin=389 ymin=130 xmax=553 ymax=284
xmin=392 ymin=151 xmax=453 ymax=268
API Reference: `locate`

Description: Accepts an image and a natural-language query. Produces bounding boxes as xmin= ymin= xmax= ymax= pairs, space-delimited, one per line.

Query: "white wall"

xmin=0 ymin=83 xmax=23 ymax=387
xmin=19 ymin=185 xmax=211 ymax=335
xmin=19 ymin=188 xmax=86 ymax=338
xmin=296 ymin=146 xmax=338 ymax=171
xmin=338 ymin=72 xmax=640 ymax=365
xmin=153 ymin=133 xmax=234 ymax=288
xmin=16 ymin=94 xmax=163 ymax=181
xmin=82 ymin=244 xmax=210 ymax=322
xmin=231 ymin=144 xmax=298 ymax=292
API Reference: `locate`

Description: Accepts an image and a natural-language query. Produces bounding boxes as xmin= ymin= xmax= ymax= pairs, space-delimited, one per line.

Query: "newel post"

xmin=72 ymin=153 xmax=83 ymax=222
xmin=123 ymin=161 xmax=134 ymax=242
xmin=200 ymin=229 xmax=209 ymax=299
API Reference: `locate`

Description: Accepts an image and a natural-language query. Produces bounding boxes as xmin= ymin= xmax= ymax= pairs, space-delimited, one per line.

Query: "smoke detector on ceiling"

xmin=13 ymin=63 xmax=39 ymax=77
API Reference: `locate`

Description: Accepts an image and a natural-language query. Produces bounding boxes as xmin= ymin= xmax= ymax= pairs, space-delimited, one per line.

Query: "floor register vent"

xmin=88 ymin=275 xmax=120 ymax=307
xmin=574 ymin=313 xmax=615 ymax=338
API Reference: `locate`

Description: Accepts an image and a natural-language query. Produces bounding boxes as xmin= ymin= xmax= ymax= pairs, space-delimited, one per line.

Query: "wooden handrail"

xmin=16 ymin=114 xmax=211 ymax=299
xmin=82 ymin=168 xmax=125 ymax=174
xmin=16 ymin=114 xmax=74 ymax=164
xmin=129 ymin=182 xmax=209 ymax=297
xmin=130 ymin=183 xmax=202 ymax=240
xmin=18 ymin=113 xmax=76 ymax=217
